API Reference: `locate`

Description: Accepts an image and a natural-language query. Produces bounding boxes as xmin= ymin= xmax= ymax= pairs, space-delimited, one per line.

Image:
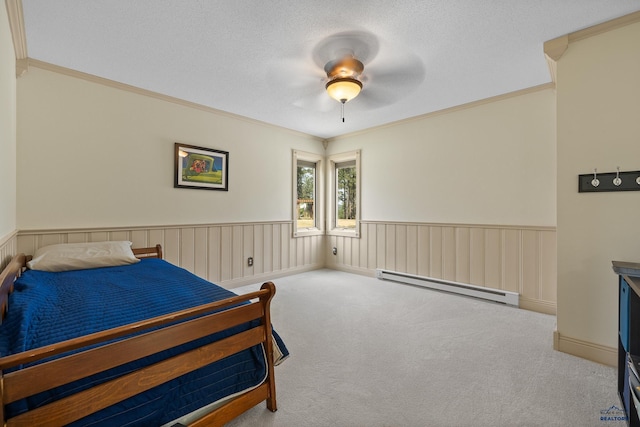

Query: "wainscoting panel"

xmin=0 ymin=231 xmax=18 ymax=271
xmin=16 ymin=221 xmax=324 ymax=289
xmin=327 ymin=221 xmax=557 ymax=314
xmin=13 ymin=221 xmax=555 ymax=312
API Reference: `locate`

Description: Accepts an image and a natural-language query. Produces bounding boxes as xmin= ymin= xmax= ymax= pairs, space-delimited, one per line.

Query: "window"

xmin=328 ymin=150 xmax=360 ymax=237
xmin=297 ymin=160 xmax=316 ymax=228
xmin=292 ymin=150 xmax=323 ymax=237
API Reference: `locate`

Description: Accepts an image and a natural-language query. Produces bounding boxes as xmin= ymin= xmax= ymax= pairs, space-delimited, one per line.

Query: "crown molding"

xmin=5 ymin=0 xmax=28 ymax=77
xmin=569 ymin=9 xmax=640 ymax=43
xmin=326 ymin=82 xmax=555 ymax=142
xmin=543 ymin=35 xmax=568 ymax=84
xmin=543 ymin=10 xmax=640 ymax=81
xmin=26 ymin=59 xmax=324 ymax=141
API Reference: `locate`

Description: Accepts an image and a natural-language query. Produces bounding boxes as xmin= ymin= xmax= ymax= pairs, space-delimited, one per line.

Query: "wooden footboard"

xmin=0 ymin=246 xmax=277 ymax=427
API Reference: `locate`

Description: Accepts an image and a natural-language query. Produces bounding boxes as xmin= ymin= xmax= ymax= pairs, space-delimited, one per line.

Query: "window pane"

xmin=336 ymin=163 xmax=356 ymax=229
xmin=297 ymin=163 xmax=315 ymax=229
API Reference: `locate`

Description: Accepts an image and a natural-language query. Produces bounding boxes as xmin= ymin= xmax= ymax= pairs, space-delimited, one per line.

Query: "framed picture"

xmin=175 ymin=143 xmax=229 ymax=191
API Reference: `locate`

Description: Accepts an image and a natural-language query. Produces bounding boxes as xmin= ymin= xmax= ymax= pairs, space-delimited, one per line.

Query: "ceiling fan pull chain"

xmin=341 ymin=101 xmax=345 ymax=122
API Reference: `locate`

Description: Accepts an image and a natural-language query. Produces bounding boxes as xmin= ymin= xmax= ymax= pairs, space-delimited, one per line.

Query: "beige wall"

xmin=14 ymin=64 xmax=328 ymax=286
xmin=15 ymin=63 xmax=559 ymax=313
xmin=326 ymin=88 xmax=558 ymax=314
xmin=0 ymin=4 xmax=17 ymax=244
xmin=17 ymin=65 xmax=323 ymax=230
xmin=327 ymin=87 xmax=557 ymax=227
xmin=556 ymin=21 xmax=640 ymax=360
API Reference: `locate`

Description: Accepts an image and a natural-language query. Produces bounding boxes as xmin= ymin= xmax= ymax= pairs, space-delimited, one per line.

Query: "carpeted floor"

xmin=227 ymin=269 xmax=625 ymax=427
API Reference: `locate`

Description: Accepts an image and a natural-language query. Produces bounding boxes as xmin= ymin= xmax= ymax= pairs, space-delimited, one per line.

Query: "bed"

xmin=0 ymin=241 xmax=288 ymax=426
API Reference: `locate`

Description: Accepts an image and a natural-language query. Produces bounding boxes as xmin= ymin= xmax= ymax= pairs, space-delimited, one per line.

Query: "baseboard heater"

xmin=375 ymin=269 xmax=519 ymax=307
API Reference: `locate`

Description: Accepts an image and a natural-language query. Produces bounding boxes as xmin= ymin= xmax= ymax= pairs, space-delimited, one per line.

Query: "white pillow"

xmin=27 ymin=241 xmax=141 ymax=272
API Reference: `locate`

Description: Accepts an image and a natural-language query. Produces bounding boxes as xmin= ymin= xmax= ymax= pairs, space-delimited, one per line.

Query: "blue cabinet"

xmin=613 ymin=261 xmax=640 ymax=427
xmin=622 ymin=278 xmax=631 ymax=352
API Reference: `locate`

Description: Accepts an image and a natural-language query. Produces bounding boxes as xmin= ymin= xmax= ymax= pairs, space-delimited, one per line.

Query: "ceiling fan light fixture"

xmin=325 ymin=77 xmax=362 ymax=103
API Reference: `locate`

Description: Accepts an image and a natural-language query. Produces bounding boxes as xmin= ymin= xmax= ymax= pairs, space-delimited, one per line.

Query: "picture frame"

xmin=175 ymin=143 xmax=229 ymax=191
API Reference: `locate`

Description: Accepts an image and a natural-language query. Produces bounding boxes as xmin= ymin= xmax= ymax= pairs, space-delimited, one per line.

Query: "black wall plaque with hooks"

xmin=578 ymin=169 xmax=640 ymax=192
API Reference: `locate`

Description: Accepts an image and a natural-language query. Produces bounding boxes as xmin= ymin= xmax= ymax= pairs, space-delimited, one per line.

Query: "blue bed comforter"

xmin=0 ymin=258 xmax=288 ymax=426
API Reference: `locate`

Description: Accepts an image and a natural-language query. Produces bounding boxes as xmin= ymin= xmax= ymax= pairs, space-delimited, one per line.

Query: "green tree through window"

xmin=293 ymin=150 xmax=323 ymax=237
xmin=336 ymin=161 xmax=356 ymax=229
xmin=297 ymin=160 xmax=316 ymax=229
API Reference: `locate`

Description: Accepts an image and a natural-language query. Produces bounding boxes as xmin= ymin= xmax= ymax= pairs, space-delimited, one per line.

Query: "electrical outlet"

xmin=332 ymin=247 xmax=337 ymax=255
xmin=375 ymin=269 xmax=383 ymax=279
xmin=247 ymin=257 xmax=253 ymax=267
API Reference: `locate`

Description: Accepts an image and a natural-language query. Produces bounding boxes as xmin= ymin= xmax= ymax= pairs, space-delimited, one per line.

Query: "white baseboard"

xmin=327 ymin=264 xmax=377 ymax=278
xmin=554 ymin=330 xmax=616 ymax=367
xmin=519 ymin=296 xmax=556 ymax=315
xmin=222 ymin=264 xmax=324 ymax=289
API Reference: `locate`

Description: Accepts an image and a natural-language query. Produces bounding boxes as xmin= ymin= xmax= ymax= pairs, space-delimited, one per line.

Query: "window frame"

xmin=327 ymin=149 xmax=361 ymax=238
xmin=292 ymin=150 xmax=324 ymax=237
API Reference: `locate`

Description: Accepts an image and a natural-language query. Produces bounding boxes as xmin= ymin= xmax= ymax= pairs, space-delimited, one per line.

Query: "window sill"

xmin=293 ymin=228 xmax=324 ymax=238
xmin=328 ymin=228 xmax=360 ymax=238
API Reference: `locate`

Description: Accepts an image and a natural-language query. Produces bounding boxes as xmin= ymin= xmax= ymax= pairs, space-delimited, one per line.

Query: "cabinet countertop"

xmin=613 ymin=261 xmax=640 ymax=277
xmin=613 ymin=261 xmax=640 ymax=296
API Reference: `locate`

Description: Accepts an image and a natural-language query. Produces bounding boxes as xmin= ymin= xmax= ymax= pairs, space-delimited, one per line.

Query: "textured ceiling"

xmin=20 ymin=1 xmax=640 ymax=139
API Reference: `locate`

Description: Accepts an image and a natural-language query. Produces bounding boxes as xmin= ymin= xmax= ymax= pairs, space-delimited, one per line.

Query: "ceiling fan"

xmin=280 ymin=30 xmax=426 ymax=122
xmin=323 ymin=56 xmax=364 ymax=122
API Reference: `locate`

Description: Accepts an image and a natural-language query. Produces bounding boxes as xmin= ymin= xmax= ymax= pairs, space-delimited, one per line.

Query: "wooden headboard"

xmin=0 ymin=254 xmax=25 ymax=322
xmin=132 ymin=244 xmax=163 ymax=260
xmin=0 ymin=244 xmax=163 ymax=321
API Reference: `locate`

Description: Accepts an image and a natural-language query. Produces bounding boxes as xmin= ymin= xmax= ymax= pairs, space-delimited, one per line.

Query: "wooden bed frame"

xmin=0 ymin=245 xmax=278 ymax=427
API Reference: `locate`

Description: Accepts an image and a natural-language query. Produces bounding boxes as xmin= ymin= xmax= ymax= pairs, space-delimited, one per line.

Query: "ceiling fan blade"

xmin=354 ymin=89 xmax=393 ymax=109
xmin=267 ymin=58 xmax=324 ymax=88
xmin=367 ymin=51 xmax=426 ymax=86
xmin=356 ymin=52 xmax=426 ymax=108
xmin=293 ymin=89 xmax=335 ymax=112
xmin=312 ymin=30 xmax=379 ymax=70
xmin=266 ymin=57 xmax=329 ymax=109
xmin=270 ymin=31 xmax=425 ymax=113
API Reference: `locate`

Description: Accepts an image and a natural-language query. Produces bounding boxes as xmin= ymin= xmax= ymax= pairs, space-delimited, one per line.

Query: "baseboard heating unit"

xmin=375 ymin=269 xmax=519 ymax=307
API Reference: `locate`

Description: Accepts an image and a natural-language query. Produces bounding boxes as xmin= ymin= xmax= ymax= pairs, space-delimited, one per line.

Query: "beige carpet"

xmin=227 ymin=269 xmax=624 ymax=427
